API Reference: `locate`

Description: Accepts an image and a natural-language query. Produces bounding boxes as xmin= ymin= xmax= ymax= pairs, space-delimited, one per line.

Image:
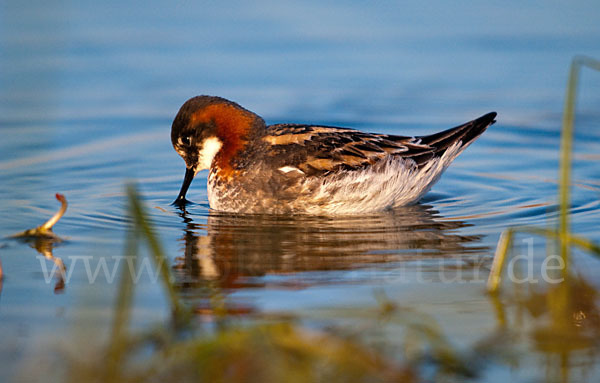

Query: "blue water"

xmin=1 ymin=1 xmax=600 ymax=381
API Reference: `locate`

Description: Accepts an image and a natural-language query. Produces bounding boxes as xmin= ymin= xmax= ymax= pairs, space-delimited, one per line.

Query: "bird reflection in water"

xmin=172 ymin=205 xmax=488 ymax=314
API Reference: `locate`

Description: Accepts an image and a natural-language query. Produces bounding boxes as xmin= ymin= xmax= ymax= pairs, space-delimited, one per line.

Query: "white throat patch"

xmin=196 ymin=137 xmax=222 ymax=172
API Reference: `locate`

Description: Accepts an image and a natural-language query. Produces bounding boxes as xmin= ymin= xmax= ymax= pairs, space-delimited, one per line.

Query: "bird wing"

xmin=262 ymin=112 xmax=496 ymax=177
xmin=262 ymin=124 xmax=430 ymax=176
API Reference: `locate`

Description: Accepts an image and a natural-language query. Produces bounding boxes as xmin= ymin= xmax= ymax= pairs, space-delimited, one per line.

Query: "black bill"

xmin=173 ymin=167 xmax=195 ymax=206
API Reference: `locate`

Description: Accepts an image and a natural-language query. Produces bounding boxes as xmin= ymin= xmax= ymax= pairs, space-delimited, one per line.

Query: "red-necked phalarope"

xmin=172 ymin=95 xmax=496 ymax=214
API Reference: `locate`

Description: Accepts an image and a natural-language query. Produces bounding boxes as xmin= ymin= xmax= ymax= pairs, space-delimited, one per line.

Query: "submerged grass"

xmin=6 ymin=193 xmax=69 ymax=292
xmin=487 ymin=55 xmax=600 ymax=292
xmin=10 ymin=193 xmax=67 ymax=240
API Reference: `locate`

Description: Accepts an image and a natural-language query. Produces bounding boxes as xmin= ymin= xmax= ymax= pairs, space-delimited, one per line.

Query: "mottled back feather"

xmin=262 ymin=112 xmax=496 ymax=176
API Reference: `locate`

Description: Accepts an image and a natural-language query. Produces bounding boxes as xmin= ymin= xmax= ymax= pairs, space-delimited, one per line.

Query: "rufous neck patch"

xmin=191 ymin=103 xmax=256 ymax=178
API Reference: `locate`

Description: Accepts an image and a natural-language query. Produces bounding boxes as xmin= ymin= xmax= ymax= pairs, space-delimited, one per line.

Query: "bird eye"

xmin=181 ymin=136 xmax=192 ymax=146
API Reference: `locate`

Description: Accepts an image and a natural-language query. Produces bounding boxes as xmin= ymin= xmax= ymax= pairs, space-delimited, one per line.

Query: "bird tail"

xmin=417 ymin=112 xmax=497 ymax=156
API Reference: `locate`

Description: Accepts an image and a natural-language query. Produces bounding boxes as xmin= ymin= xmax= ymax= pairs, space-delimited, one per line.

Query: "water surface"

xmin=1 ymin=1 xmax=600 ymax=381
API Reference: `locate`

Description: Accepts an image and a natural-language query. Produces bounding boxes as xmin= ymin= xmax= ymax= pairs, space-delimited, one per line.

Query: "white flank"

xmin=207 ymin=141 xmax=469 ymax=215
xmin=197 ymin=137 xmax=223 ymax=171
xmin=301 ymin=142 xmax=465 ymax=215
xmin=278 ymin=166 xmax=304 ymax=174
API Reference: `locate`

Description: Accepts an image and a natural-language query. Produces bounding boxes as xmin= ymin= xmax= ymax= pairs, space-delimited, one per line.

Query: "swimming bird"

xmin=172 ymin=96 xmax=496 ymax=214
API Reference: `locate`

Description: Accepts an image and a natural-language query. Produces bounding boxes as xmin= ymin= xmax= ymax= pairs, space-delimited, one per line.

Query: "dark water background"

xmin=1 ymin=1 xmax=600 ymax=381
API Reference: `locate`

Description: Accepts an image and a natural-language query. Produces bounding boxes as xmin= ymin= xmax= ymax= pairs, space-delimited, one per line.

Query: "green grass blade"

xmin=558 ymin=55 xmax=600 ymax=268
xmin=126 ymin=185 xmax=189 ymax=320
xmin=104 ymin=224 xmax=139 ymax=382
xmin=487 ymin=229 xmax=513 ymax=292
xmin=489 ymin=56 xmax=600 ymax=292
